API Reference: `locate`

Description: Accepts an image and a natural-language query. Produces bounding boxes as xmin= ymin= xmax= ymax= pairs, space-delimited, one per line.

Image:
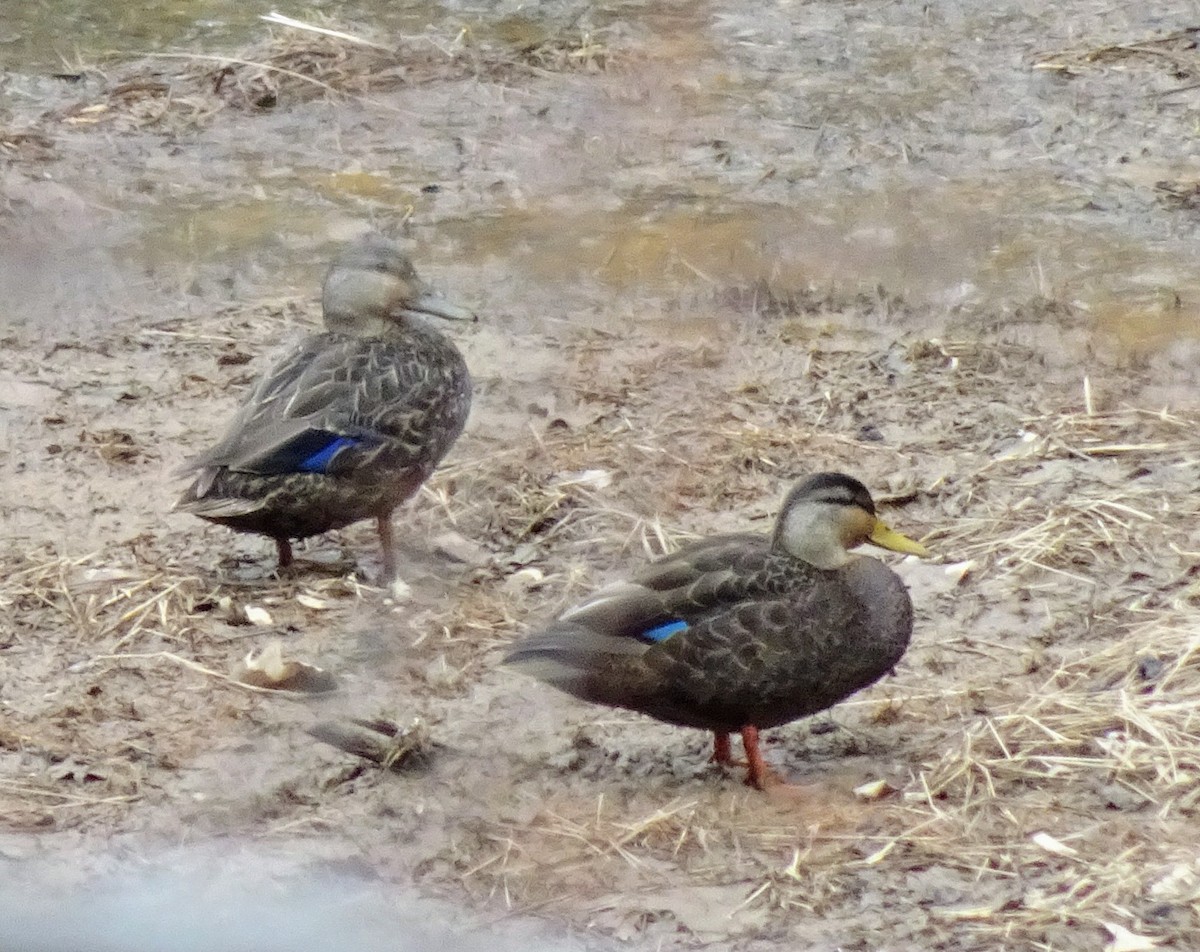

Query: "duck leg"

xmin=376 ymin=513 xmax=397 ymax=583
xmin=711 ymin=731 xmax=734 ymax=765
xmin=275 ymin=538 xmax=294 ymax=569
xmin=740 ymin=725 xmax=786 ymax=790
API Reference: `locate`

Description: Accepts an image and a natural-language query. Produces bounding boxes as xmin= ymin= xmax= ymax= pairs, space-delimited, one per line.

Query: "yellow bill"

xmin=869 ymin=519 xmax=929 ymax=557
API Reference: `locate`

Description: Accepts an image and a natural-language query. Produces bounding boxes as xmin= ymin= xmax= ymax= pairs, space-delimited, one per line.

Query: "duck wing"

xmin=555 ymin=533 xmax=776 ymax=638
xmin=505 ymin=533 xmax=784 ymax=700
xmin=178 ymin=332 xmax=466 ymax=493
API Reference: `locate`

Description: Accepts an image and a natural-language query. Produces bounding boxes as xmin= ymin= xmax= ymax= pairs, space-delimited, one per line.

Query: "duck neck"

xmin=323 ymin=268 xmax=408 ymax=336
xmin=329 ymin=311 xmax=394 ymax=337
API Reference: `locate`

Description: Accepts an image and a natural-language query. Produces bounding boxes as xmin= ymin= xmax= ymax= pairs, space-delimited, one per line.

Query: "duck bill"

xmin=400 ymin=290 xmax=478 ymax=323
xmin=869 ymin=519 xmax=929 ymax=557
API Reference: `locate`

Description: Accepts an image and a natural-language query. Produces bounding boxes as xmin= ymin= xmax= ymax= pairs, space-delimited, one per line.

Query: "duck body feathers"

xmin=506 ymin=531 xmax=914 ymax=734
xmin=176 ymin=323 xmax=471 ymax=542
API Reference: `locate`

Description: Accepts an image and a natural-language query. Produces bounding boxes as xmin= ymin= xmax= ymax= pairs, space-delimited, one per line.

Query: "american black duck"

xmin=176 ymin=236 xmax=475 ymax=580
xmin=504 ymin=472 xmax=928 ymax=789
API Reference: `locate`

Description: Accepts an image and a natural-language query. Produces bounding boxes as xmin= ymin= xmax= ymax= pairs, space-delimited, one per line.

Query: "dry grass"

xmin=1034 ymin=26 xmax=1200 ymax=79
xmin=893 ymin=614 xmax=1200 ymax=947
xmin=38 ymin=13 xmax=617 ymax=133
xmin=2 ymin=549 xmax=210 ymax=649
xmin=936 ymin=405 xmax=1192 ymax=583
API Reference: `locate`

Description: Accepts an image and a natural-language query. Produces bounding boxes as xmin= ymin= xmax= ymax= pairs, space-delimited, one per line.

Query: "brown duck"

xmin=175 ymin=236 xmax=475 ymax=580
xmin=504 ymin=472 xmax=928 ymax=789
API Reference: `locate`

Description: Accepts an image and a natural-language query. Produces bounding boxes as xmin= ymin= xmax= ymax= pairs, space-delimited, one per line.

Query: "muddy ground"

xmin=3 ymin=2 xmax=1200 ymax=950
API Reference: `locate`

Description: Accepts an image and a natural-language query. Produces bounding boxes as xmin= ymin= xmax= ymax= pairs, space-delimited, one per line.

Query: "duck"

xmin=504 ymin=472 xmax=929 ymax=790
xmin=175 ymin=235 xmax=476 ymax=581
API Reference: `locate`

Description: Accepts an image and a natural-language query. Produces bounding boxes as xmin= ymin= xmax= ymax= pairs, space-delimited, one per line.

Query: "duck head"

xmin=321 ymin=235 xmax=477 ymax=335
xmin=773 ymin=472 xmax=929 ymax=569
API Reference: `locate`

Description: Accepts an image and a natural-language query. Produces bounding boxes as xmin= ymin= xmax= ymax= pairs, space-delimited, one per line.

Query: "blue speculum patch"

xmin=298 ymin=435 xmax=358 ymax=473
xmin=642 ymin=620 xmax=689 ymax=643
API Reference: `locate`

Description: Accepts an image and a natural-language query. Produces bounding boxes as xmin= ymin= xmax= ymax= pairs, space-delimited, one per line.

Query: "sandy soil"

xmin=3 ymin=3 xmax=1200 ymax=950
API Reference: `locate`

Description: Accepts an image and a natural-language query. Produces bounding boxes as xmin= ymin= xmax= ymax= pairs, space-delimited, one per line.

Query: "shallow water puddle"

xmin=1090 ymin=294 xmax=1200 ymax=351
xmin=9 ymin=0 xmax=1200 ymax=352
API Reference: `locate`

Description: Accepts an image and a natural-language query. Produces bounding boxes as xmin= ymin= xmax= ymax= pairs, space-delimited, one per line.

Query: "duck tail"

xmin=503 ymin=624 xmax=647 ymax=697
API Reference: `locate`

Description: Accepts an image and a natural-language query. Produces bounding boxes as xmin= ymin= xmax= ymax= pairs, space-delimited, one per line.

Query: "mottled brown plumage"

xmin=504 ymin=473 xmax=928 ymax=789
xmin=175 ymin=236 xmax=475 ymax=580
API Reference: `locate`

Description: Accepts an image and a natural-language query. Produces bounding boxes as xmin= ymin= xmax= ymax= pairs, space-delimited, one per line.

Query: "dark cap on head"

xmin=786 ymin=472 xmax=876 ymax=515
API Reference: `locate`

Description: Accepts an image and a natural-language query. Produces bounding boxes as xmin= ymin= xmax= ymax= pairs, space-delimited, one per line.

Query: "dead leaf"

xmin=233 ymin=640 xmax=337 ymax=693
xmin=432 ymin=531 xmax=488 ymax=566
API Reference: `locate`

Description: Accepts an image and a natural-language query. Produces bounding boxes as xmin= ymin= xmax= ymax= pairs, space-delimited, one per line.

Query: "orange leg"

xmin=741 ymin=725 xmax=786 ymax=790
xmin=711 ymin=731 xmax=734 ymax=765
